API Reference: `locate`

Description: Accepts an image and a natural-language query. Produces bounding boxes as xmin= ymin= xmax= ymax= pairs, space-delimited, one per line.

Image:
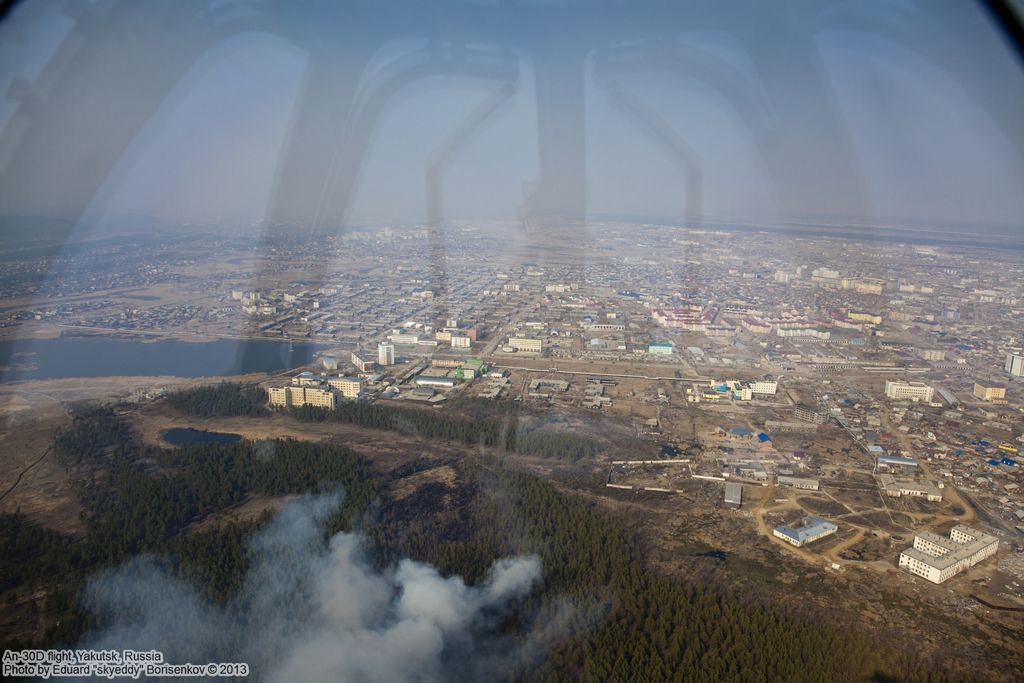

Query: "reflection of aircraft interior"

xmin=0 ymin=1 xmax=1021 ymax=345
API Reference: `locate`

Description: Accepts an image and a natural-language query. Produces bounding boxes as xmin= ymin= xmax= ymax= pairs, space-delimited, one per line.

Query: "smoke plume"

xmin=81 ymin=492 xmax=542 ymax=682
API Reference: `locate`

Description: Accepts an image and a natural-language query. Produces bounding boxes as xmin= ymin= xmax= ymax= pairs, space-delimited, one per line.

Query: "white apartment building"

xmin=899 ymin=526 xmax=998 ymax=584
xmin=389 ymin=332 xmax=419 ymax=345
xmin=451 ymin=335 xmax=471 ymax=348
xmin=1006 ymin=352 xmax=1024 ymax=377
xmin=884 ymin=380 xmax=934 ymax=402
xmin=508 ymin=337 xmax=543 ymax=353
xmin=749 ymin=379 xmax=778 ymax=395
xmin=378 ymin=343 xmax=395 ymax=366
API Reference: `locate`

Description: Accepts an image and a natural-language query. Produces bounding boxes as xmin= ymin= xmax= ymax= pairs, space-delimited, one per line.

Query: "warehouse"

xmin=724 ymin=482 xmax=742 ymax=509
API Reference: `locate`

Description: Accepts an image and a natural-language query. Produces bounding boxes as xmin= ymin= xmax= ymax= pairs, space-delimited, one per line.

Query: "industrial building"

xmin=898 ymin=526 xmax=998 ymax=584
xmin=389 ymin=331 xmax=419 ymax=345
xmin=724 ymin=482 xmax=742 ymax=509
xmin=648 ymin=341 xmax=675 ymax=355
xmin=772 ymin=516 xmax=837 ymax=547
xmin=415 ymin=375 xmax=457 ymax=388
xmin=879 ymin=475 xmax=942 ymax=502
xmin=884 ymin=380 xmax=934 ymax=402
xmin=776 ymin=475 xmax=820 ymax=491
xmin=875 ymin=455 xmax=919 ymax=471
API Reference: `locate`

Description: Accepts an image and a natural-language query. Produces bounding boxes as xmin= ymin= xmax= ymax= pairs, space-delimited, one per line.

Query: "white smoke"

xmin=81 ymin=492 xmax=542 ymax=682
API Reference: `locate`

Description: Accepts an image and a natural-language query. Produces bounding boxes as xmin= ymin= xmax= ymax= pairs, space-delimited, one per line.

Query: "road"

xmin=491 ymin=363 xmax=709 ymax=383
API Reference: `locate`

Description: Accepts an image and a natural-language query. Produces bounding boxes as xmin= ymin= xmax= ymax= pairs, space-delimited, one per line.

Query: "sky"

xmin=0 ymin=0 xmax=1022 ymax=234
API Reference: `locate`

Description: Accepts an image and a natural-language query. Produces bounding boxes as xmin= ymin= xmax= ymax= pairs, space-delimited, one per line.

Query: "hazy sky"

xmin=0 ymin=0 xmax=1022 ymax=232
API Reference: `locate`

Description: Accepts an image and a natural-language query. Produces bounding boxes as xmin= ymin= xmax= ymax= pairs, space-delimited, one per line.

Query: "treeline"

xmin=1 ymin=408 xmax=380 ymax=649
xmin=290 ymin=402 xmax=597 ymax=462
xmin=369 ymin=464 xmax=955 ymax=683
xmin=165 ymin=382 xmax=268 ymax=417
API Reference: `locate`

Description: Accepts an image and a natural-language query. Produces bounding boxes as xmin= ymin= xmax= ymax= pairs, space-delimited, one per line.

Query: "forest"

xmin=289 ymin=401 xmax=597 ymax=462
xmin=2 ymin=407 xmax=378 ymax=647
xmin=165 ymin=382 xmax=269 ymax=417
xmin=1 ymin=408 xmax=966 ymax=681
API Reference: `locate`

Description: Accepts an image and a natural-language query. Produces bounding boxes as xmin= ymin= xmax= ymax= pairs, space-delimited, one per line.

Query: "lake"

xmin=0 ymin=336 xmax=324 ymax=383
xmin=162 ymin=427 xmax=243 ymax=445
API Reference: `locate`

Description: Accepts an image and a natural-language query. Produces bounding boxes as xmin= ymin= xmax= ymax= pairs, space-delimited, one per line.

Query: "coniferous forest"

xmin=0 ymin=407 xmax=965 ymax=682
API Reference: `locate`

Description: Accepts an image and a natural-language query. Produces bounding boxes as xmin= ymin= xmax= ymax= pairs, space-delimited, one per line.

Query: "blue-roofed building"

xmin=1001 ymin=457 xmax=1017 ymax=466
xmin=772 ymin=516 xmax=838 ymax=547
xmin=729 ymin=427 xmax=753 ymax=437
xmin=757 ymin=432 xmax=771 ymax=443
xmin=987 ymin=459 xmax=1000 ymax=466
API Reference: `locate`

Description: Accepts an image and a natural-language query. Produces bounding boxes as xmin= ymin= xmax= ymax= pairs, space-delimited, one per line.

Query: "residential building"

xmin=451 ymin=335 xmax=471 ymax=348
xmin=378 ymin=343 xmax=395 ymax=366
xmin=794 ymin=404 xmax=829 ymax=424
xmin=326 ymin=376 xmax=362 ymax=398
xmin=884 ymin=380 xmax=934 ymax=402
xmin=898 ymin=526 xmax=998 ymax=584
xmin=350 ymin=351 xmax=374 ymax=373
xmin=973 ymin=382 xmax=1007 ymax=402
xmin=268 ymin=385 xmax=336 ymax=410
xmin=1005 ymin=352 xmax=1024 ymax=377
xmin=749 ymin=379 xmax=778 ymax=395
xmin=508 ymin=337 xmax=543 ymax=353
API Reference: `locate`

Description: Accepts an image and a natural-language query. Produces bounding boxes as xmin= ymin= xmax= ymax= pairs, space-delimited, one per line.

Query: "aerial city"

xmin=2 ymin=1 xmax=1023 ymax=682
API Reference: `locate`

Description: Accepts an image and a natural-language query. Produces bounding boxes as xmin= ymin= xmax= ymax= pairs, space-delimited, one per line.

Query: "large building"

xmin=884 ymin=380 xmax=934 ymax=402
xmin=772 ymin=516 xmax=837 ymax=547
xmin=879 ymin=475 xmax=942 ymax=501
xmin=326 ymin=376 xmax=362 ymax=398
xmin=794 ymin=404 xmax=829 ymax=424
xmin=268 ymin=385 xmax=336 ymax=410
xmin=1005 ymin=352 xmax=1024 ymax=377
xmin=749 ymin=379 xmax=778 ymax=395
xmin=451 ymin=335 xmax=471 ymax=348
xmin=508 ymin=336 xmax=543 ymax=353
xmin=378 ymin=342 xmax=395 ymax=366
xmin=898 ymin=526 xmax=998 ymax=584
xmin=389 ymin=331 xmax=419 ymax=345
xmin=973 ymin=381 xmax=1007 ymax=402
xmin=350 ymin=351 xmax=375 ymax=373
xmin=648 ymin=341 xmax=675 ymax=355
xmin=724 ymin=482 xmax=742 ymax=509
xmin=776 ymin=476 xmax=820 ymax=491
